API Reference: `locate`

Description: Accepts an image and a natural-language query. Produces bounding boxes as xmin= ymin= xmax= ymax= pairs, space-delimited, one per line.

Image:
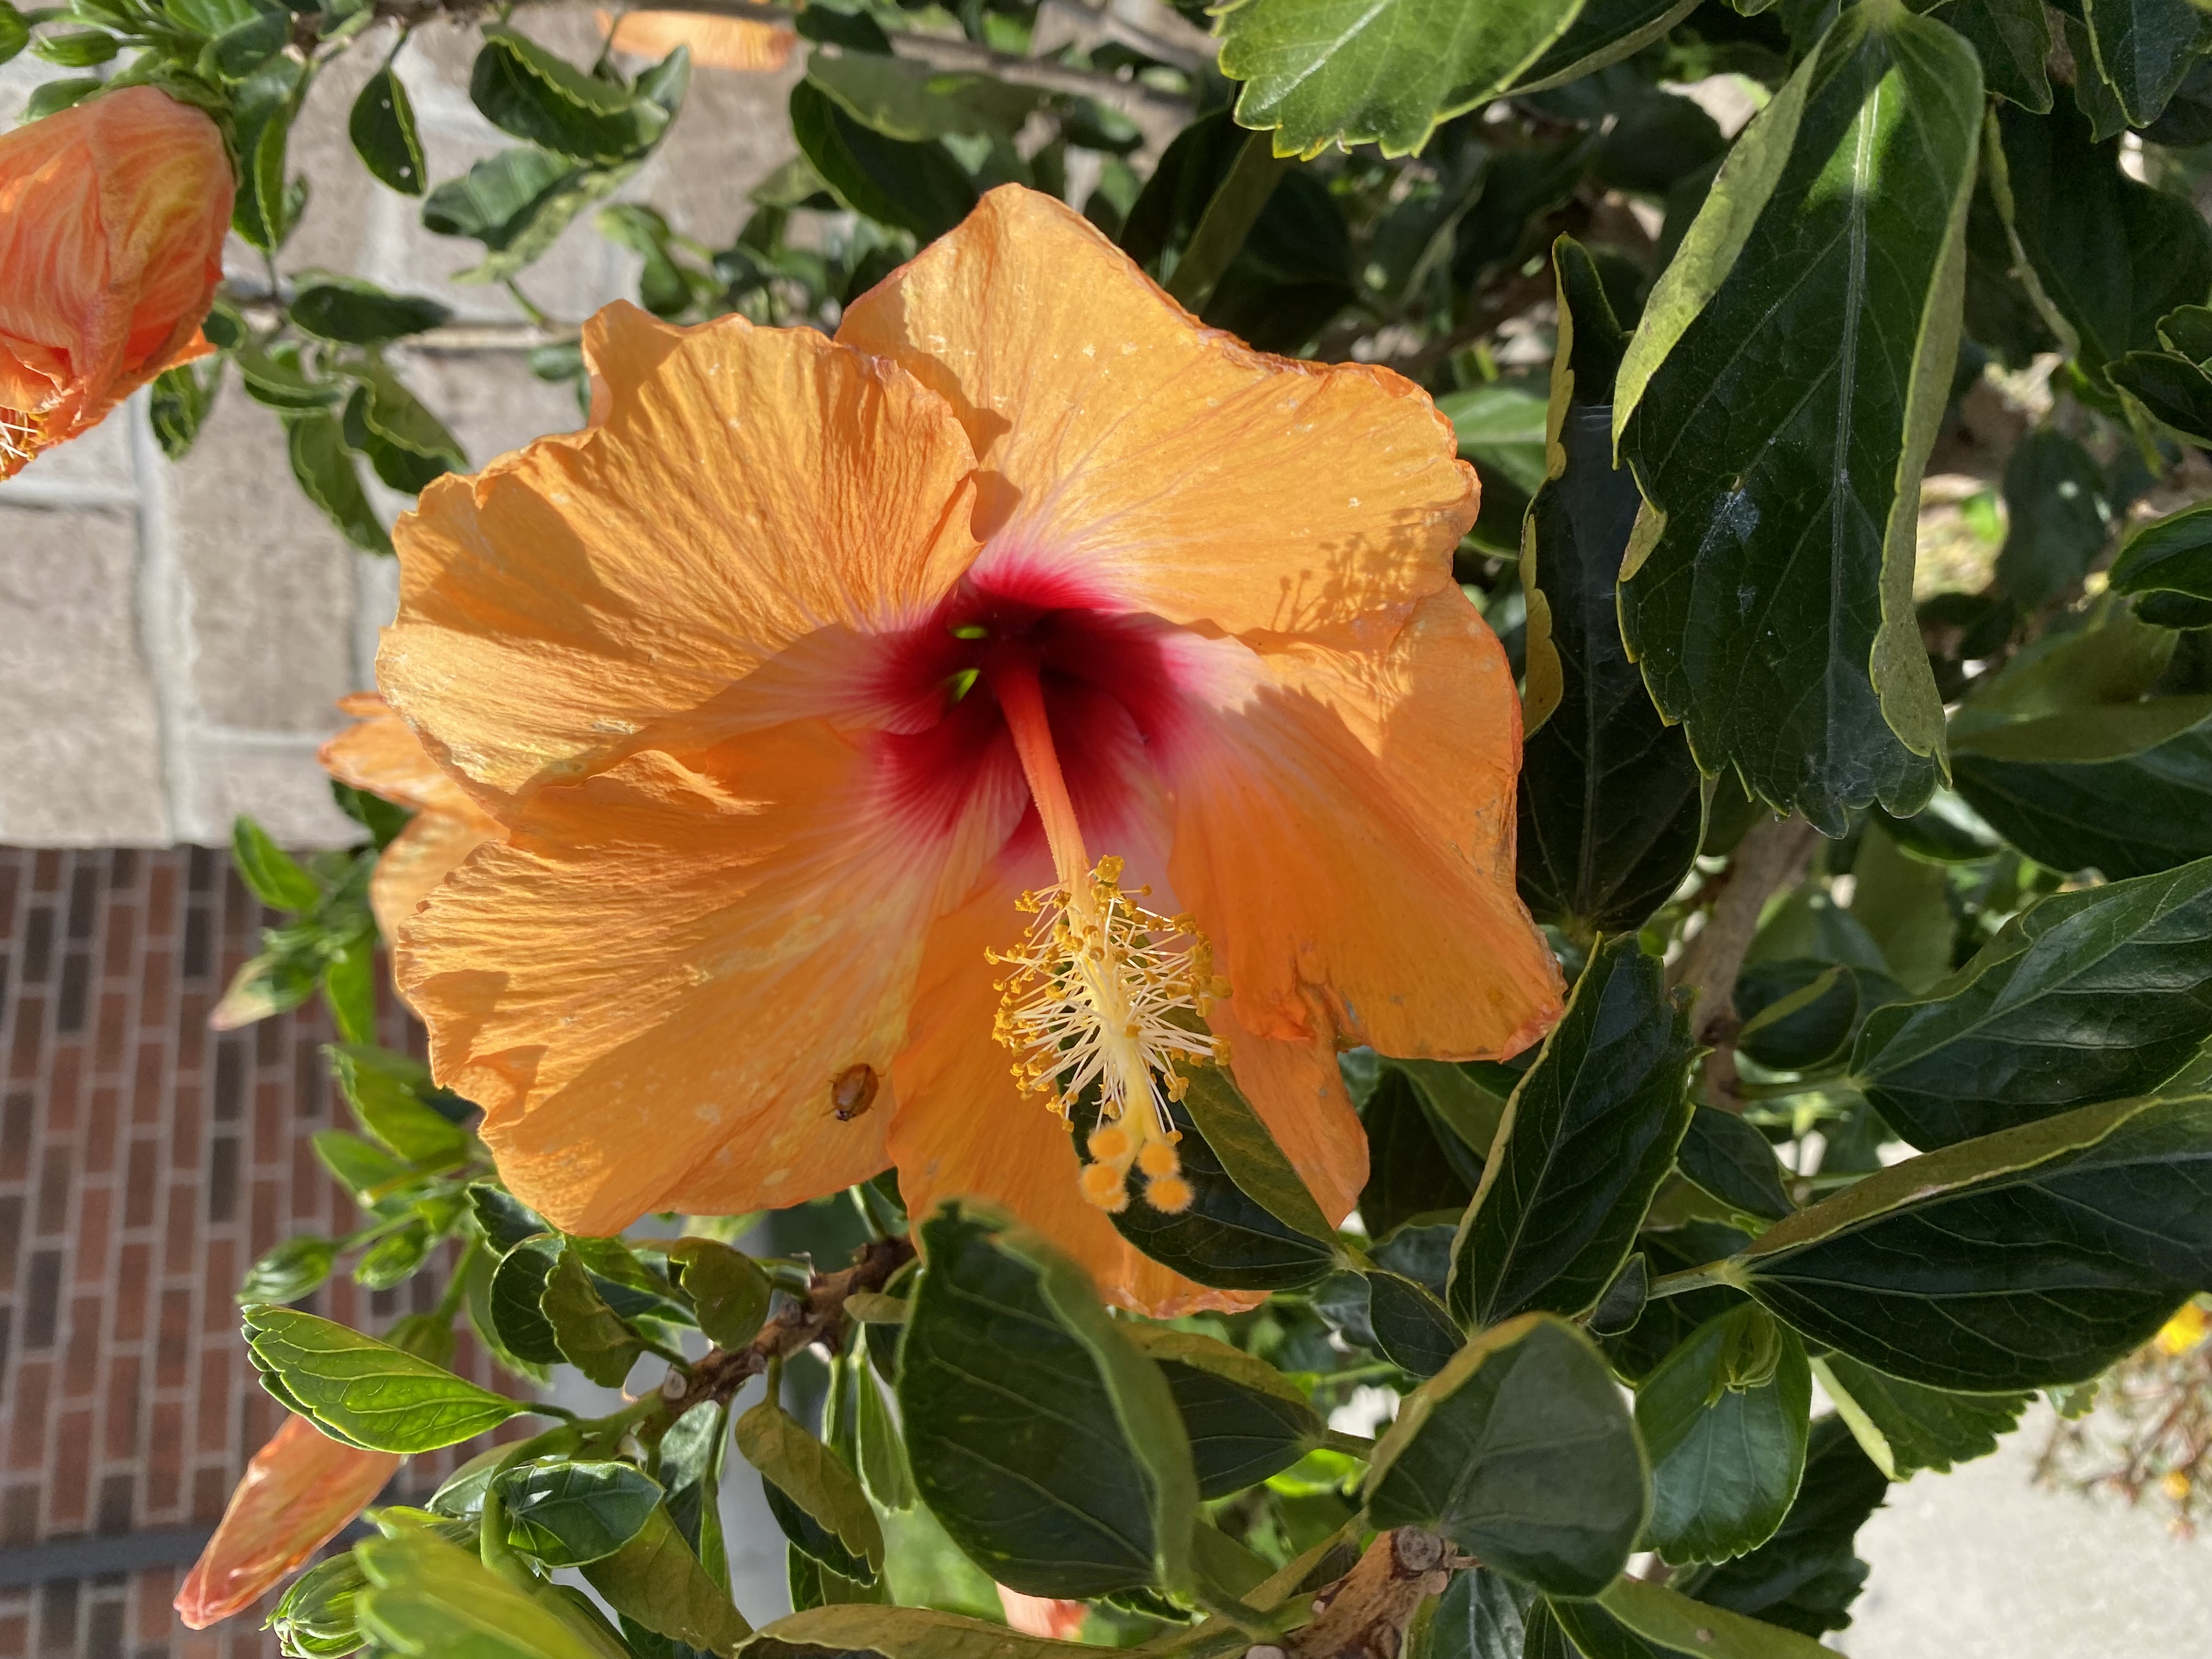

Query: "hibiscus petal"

xmin=174 ymin=1414 xmax=398 ymax=1628
xmin=887 ymin=868 xmax=1263 ymax=1317
xmin=837 ymin=185 xmax=1474 ymax=644
xmin=369 ymin=810 xmax=495 ymax=951
xmin=320 ymin=691 xmax=482 ymax=820
xmin=1167 ymin=591 xmax=1564 ymax=1060
xmin=400 ymin=716 xmax=1022 ymax=1234
xmin=380 ymin=306 xmax=980 ymax=816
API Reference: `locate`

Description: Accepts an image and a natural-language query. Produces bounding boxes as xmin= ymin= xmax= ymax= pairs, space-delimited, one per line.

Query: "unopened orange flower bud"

xmin=174 ymin=1413 xmax=400 ymax=1629
xmin=0 ymin=86 xmax=233 ymax=479
xmin=997 ymin=1584 xmax=1088 ymax=1640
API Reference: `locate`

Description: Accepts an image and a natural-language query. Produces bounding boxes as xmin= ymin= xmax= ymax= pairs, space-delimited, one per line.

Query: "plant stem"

xmin=1644 ymin=1260 xmax=1746 ymax=1301
xmin=1165 ymin=133 xmax=1290 ymax=313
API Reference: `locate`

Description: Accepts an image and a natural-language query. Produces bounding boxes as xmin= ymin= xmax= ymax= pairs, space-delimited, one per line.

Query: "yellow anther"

xmin=1136 ymin=1139 xmax=1180 ymax=1178
xmin=1088 ymin=1124 xmax=1132 ymax=1164
xmin=1144 ymin=1174 xmax=1194 ymax=1214
xmin=1081 ymin=1160 xmax=1130 ymax=1211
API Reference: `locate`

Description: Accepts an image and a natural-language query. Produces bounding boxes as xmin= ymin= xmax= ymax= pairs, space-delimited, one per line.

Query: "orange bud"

xmin=174 ymin=1414 xmax=400 ymax=1629
xmin=599 ymin=7 xmax=796 ymax=71
xmin=997 ymin=1584 xmax=1088 ymax=1640
xmin=0 ymin=86 xmax=233 ymax=479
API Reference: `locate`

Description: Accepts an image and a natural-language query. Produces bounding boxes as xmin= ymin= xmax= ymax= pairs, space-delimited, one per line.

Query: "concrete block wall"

xmin=0 ymin=14 xmax=801 ymax=849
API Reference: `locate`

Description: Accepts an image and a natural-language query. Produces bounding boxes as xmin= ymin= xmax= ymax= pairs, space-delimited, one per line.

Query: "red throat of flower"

xmin=981 ymin=647 xmax=1228 ymax=1216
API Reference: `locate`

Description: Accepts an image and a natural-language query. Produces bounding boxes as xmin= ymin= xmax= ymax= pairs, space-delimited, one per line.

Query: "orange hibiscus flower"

xmin=0 ymin=86 xmax=232 ymax=479
xmin=378 ymin=185 xmax=1561 ymax=1313
xmin=600 ymin=6 xmax=797 ymax=72
xmin=175 ymin=1413 xmax=399 ymax=1628
xmin=320 ymin=692 xmax=502 ymax=947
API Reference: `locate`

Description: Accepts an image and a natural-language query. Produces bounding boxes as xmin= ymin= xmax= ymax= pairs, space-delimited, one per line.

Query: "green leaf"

xmin=1427 ymin=1566 xmax=1538 ymax=1659
xmin=1849 ymin=855 xmax=2212 ymax=1147
xmin=1449 ymin=937 xmax=1697 ymax=1327
xmin=0 ymin=3 xmax=27 ymax=66
xmin=736 ymin=1403 xmax=884 ymax=1579
xmin=896 ymin=1202 xmax=1197 ymax=1599
xmin=1365 ymin=1269 xmax=1464 ymax=1378
xmin=322 ymin=931 xmax=377 ymax=1047
xmin=849 ymin=1357 xmax=915 ymax=1513
xmin=357 ymin=1517 xmax=613 ymax=1659
xmin=341 ymin=364 xmax=465 ymax=495
xmin=1994 ymin=430 xmax=2110 ymax=610
xmin=498 ymin=1459 xmax=665 ymax=1566
xmin=22 ymin=78 xmax=102 ymax=121
xmin=1395 ymin=1058 xmax=1516 ymax=1163
xmin=1635 ymin=1306 xmax=1811 ymax=1564
xmin=1953 ymin=707 xmax=2212 ymax=877
xmin=2080 ymin=0 xmax=2212 ymax=128
xmin=1675 ymin=1414 xmax=1887 ymax=1637
xmin=584 ymin=1506 xmax=751 ymax=1655
xmin=232 ymin=59 xmax=307 ymax=253
xmin=1941 ymin=0 xmax=2052 ymax=111
xmin=1070 ymin=1064 xmax=1338 ymax=1293
xmin=1512 ymin=0 xmax=1701 ymax=93
xmin=469 ymin=1184 xmax=550 ymax=1255
xmin=198 ymin=5 xmax=288 ymax=81
xmin=487 ymin=1235 xmax=566 ymax=1369
xmin=270 ymin=1550 xmax=373 ymax=1658
xmin=1218 ymin=0 xmax=1585 ymax=158
xmin=1365 ymin=1313 xmax=1647 ymax=1596
xmin=1518 ymin=239 xmax=1705 ymax=939
xmin=1613 ymin=0 xmax=1977 ymax=831
xmin=738 ymin=1606 xmax=1094 ymax=1659
xmin=352 ymin=66 xmax=427 ymax=195
xmin=542 ymin=1244 xmax=648 ymax=1387
xmin=243 ymin=1306 xmax=526 ymax=1452
xmin=284 ymin=411 xmax=391 ymax=555
xmin=667 ymin=1238 xmax=772 ymax=1350
xmin=291 ymin=276 xmax=452 ymax=346
xmin=789 ymin=80 xmax=976 ymax=241
xmin=232 ymin=816 xmax=321 ymax=911
xmin=1990 ymin=97 xmax=2212 ymax=381
xmin=1846 ymin=822 xmax=1954 ymax=994
xmin=1358 ymin=1063 xmax=1479 ymax=1239
xmin=1595 ymin=1576 xmax=1838 ymax=1659
xmin=806 ymin=47 xmax=1043 ymax=140
xmin=313 ymin=1128 xmax=412 ymax=1211
xmin=148 ymin=362 xmax=220 ymax=460
xmin=354 ymin=1223 xmax=434 ymax=1290
xmin=328 ymin=1043 xmax=471 ymax=1164
xmin=236 ymin=340 xmax=340 ymax=411
xmin=1119 ymin=1324 xmax=1325 ymax=1497
xmin=239 ymin=1234 xmax=337 ymax=1304
xmin=1437 ymin=379 xmax=1550 ymax=495
xmin=471 ymin=24 xmax=670 ymax=163
xmin=422 ymin=148 xmax=637 ymax=283
xmin=1675 ymin=1105 xmax=1794 ymax=1223
xmin=35 ymin=28 xmax=117 ymax=67
xmin=1812 ymin=1353 xmax=2028 ymax=1479
xmin=2110 ymin=500 xmax=2212 ymax=607
xmin=2110 ymin=348 xmax=2212 ymax=447
xmin=1725 ymin=1092 xmax=2212 ymax=1390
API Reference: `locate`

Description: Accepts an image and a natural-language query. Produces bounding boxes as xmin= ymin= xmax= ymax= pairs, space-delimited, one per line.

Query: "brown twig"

xmin=1667 ymin=814 xmax=1822 ymax=1111
xmin=1274 ymin=1530 xmax=1454 ymax=1659
xmin=668 ymin=1235 xmax=914 ymax=1412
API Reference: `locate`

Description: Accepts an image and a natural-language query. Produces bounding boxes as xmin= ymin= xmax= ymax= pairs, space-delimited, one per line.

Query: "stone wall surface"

xmin=0 ymin=13 xmax=801 ymax=847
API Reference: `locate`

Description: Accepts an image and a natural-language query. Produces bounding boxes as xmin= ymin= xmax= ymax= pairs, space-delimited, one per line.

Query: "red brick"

xmin=48 ymin=1406 xmax=92 ymax=1531
xmin=249 ymin=1178 xmax=280 ymax=1258
xmin=131 ymin=1036 xmax=168 ymax=1126
xmin=165 ymin=1180 xmax=197 ymax=1262
xmin=252 ymin=1079 xmax=284 ymax=1167
xmin=72 ymin=1187 xmax=111 ymax=1284
xmin=0 ymin=1610 xmax=24 ymax=1658
xmin=64 ymin=1289 xmax=101 ymax=1379
xmin=146 ymin=860 xmax=178 ymax=937
xmin=134 ymin=1568 xmax=178 ymax=1643
xmin=177 ymin=992 xmax=208 ymax=1074
xmin=94 ymin=989 xmax=129 ymax=1074
xmin=114 ymin=1241 xmax=150 ymax=1341
xmin=140 ymin=944 xmax=174 ymax=1029
xmin=5 ymin=1359 xmax=47 ymax=1474
xmin=43 ymin=1042 xmax=80 ymax=1131
xmin=30 ymin=850 xmax=59 ymax=894
xmin=145 ymin=1400 xmax=185 ymax=1517
xmin=123 ymin=1136 xmax=157 ymax=1228
xmin=8 ymin=996 xmax=42 ymax=1079
xmin=33 ymin=1146 xmax=70 ymax=1237
xmin=156 ymin=1290 xmax=191 ymax=1388
xmin=202 ymin=1239 xmax=237 ymax=1329
xmin=191 ymin=1462 xmax=231 ymax=1526
xmin=196 ymin=1350 xmax=232 ymax=1453
xmin=103 ymin=899 xmax=138 ymax=979
xmin=104 ymin=1352 xmax=142 ymax=1459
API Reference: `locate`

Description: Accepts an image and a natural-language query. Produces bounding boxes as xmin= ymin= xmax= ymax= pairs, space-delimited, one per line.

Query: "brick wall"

xmin=0 ymin=847 xmax=520 ymax=1659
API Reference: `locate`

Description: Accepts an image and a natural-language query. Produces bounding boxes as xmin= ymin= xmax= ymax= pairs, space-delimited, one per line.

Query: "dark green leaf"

xmin=1676 ymin=1414 xmax=1887 ymax=1637
xmin=291 ymin=276 xmax=452 ymax=346
xmin=1120 ymin=1324 xmax=1324 ymax=1497
xmin=1589 ymin=1252 xmax=1649 ymax=1336
xmin=1365 ymin=1313 xmax=1647 ymax=1596
xmin=1615 ymin=2 xmax=1978 ymax=831
xmin=35 ymin=28 xmax=117 ymax=66
xmin=2111 ymin=349 xmax=2212 ymax=445
xmin=1994 ymin=430 xmax=2109 ymax=608
xmin=232 ymin=59 xmax=306 ymax=252
xmin=1734 ymin=961 xmax=1862 ymax=1073
xmin=738 ymin=1606 xmax=1094 ymax=1659
xmin=1358 ymin=1064 xmax=1479 ymax=1239
xmin=1942 ymin=0 xmax=2052 ymax=110
xmin=807 ymin=48 xmax=1043 ymax=140
xmin=284 ymin=411 xmax=390 ymax=555
xmin=322 ymin=932 xmax=377 ymax=1047
xmin=198 ymin=6 xmax=287 ymax=81
xmin=328 ymin=1043 xmax=471 ymax=1164
xmin=764 ymin=1476 xmax=874 ymax=1585
xmin=312 ymin=1128 xmax=411 ymax=1211
xmin=422 ymin=148 xmax=636 ymax=283
xmin=1676 ymin=1106 xmax=1794 ymax=1222
xmin=736 ymin=1402 xmax=883 ymax=1580
xmin=1070 ymin=1065 xmax=1338 ymax=1293
xmin=1449 ymin=937 xmax=1697 ymax=1327
xmin=1365 ymin=1270 xmax=1464 ymax=1378
xmin=351 ymin=66 xmax=427 ymax=195
xmin=1218 ymin=0 xmax=1585 ymax=157
xmin=789 ymin=80 xmax=975 ymax=241
xmin=1813 ymin=1352 xmax=2028 ymax=1478
xmin=232 ymin=816 xmax=320 ymax=911
xmin=357 ymin=1517 xmax=613 ymax=1659
xmin=1392 ymin=1059 xmax=1516 ymax=1165
xmin=239 ymin=1234 xmax=336 ymax=1304
xmin=582 ymin=1506 xmax=751 ymax=1656
xmin=849 ymin=1358 xmax=914 ymax=1512
xmin=667 ymin=1237 xmax=772 ymax=1349
xmin=1428 ymin=1566 xmax=1538 ymax=1659
xmin=2111 ymin=500 xmax=2212 ymax=607
xmin=498 ymin=1459 xmax=664 ymax=1566
xmin=354 ymin=1224 xmax=433 ymax=1290
xmin=896 ymin=1202 xmax=1196 ymax=1598
xmin=471 ymin=24 xmax=670 ymax=163
xmin=270 ymin=1550 xmax=371 ymax=1658
xmin=341 ymin=360 xmax=465 ymax=494
xmin=23 ymin=78 xmax=101 ymax=120
xmin=148 ymin=362 xmax=219 ymax=460
xmin=1725 ymin=1092 xmax=2212 ymax=1390
xmin=542 ymin=1244 xmax=648 ymax=1387
xmin=1519 ymin=239 xmax=1704 ymax=939
xmin=236 ymin=341 xmax=340 ymax=411
xmin=1991 ymin=97 xmax=2212 ymax=382
xmin=0 ymin=3 xmax=27 ymax=66
xmin=243 ymin=1306 xmax=526 ymax=1452
xmin=1850 ymin=854 xmax=2212 ymax=1147
xmin=1513 ymin=0 xmax=1702 ymax=93
xmin=1637 ymin=1306 xmax=1811 ymax=1564
xmin=469 ymin=1184 xmax=550 ymax=1255
xmin=1602 ymin=1223 xmax=1754 ymax=1384
xmin=2079 ymin=0 xmax=2212 ymax=128
xmin=1593 ymin=1577 xmax=1837 ymax=1658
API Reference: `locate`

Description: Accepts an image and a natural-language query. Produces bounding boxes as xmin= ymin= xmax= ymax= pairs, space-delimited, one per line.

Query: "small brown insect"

xmin=831 ymin=1063 xmax=879 ymax=1121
